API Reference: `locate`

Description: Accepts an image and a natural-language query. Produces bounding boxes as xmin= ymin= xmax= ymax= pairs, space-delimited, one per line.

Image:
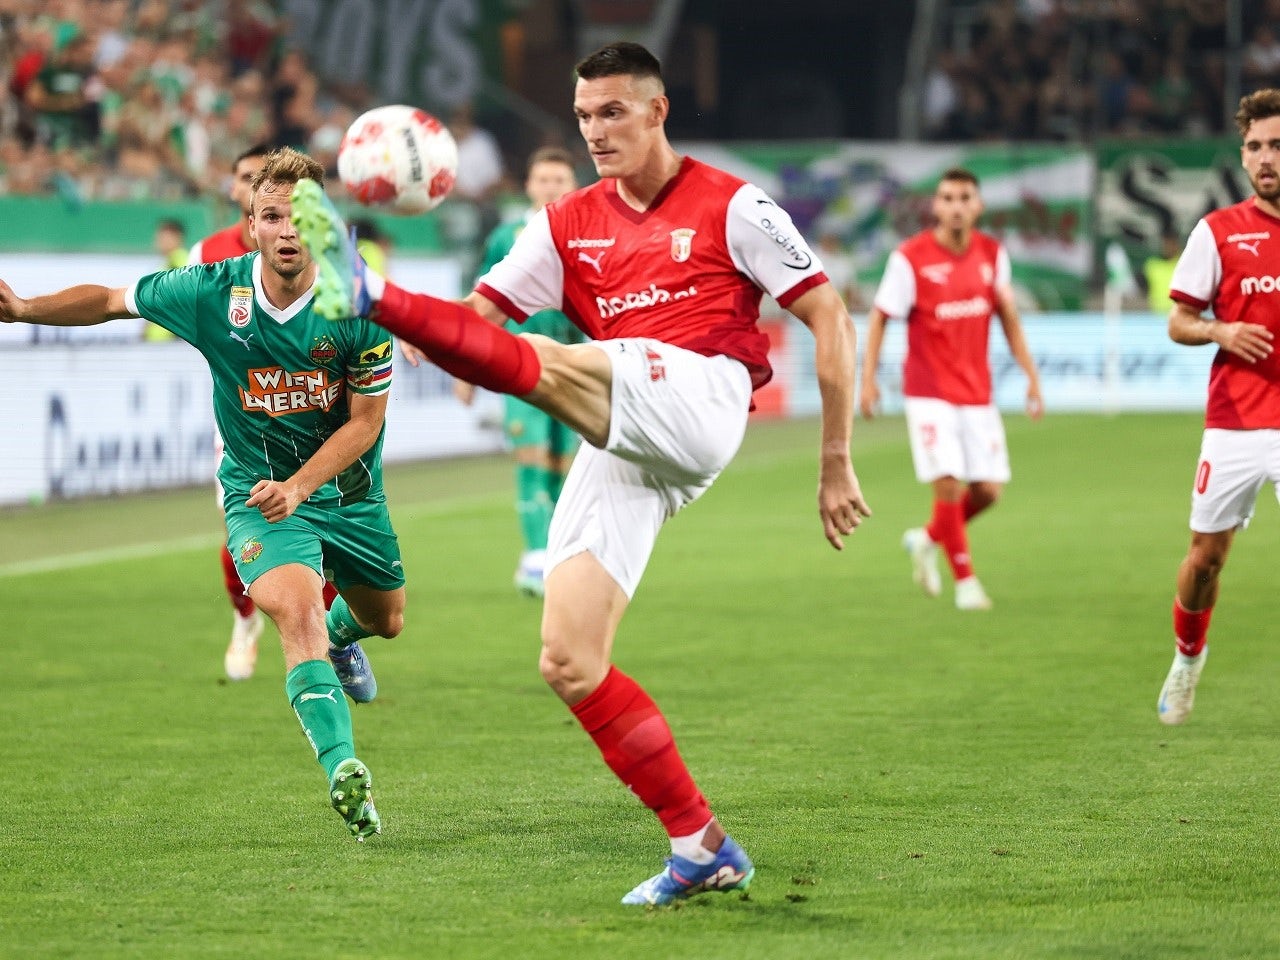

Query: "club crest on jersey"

xmin=669 ymin=228 xmax=696 ymax=263
xmin=309 ymin=337 xmax=338 ymax=363
xmin=981 ymin=263 xmax=994 ymax=285
xmin=228 ymin=286 xmax=253 ymax=328
xmin=239 ymin=538 xmax=263 ymax=564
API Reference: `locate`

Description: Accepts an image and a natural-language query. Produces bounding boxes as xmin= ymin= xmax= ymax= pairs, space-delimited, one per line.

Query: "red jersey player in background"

xmin=860 ymin=168 xmax=1042 ymax=611
xmin=190 ymin=142 xmax=339 ymax=681
xmin=1157 ymin=88 xmax=1280 ymax=725
xmin=291 ymin=41 xmax=870 ymax=905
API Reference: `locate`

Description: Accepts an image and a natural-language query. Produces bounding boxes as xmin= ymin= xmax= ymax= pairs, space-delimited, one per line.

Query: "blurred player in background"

xmin=0 ymin=148 xmax=405 ymax=841
xmin=860 ymin=168 xmax=1042 ymax=611
xmin=144 ymin=218 xmax=187 ymax=342
xmin=191 ymin=142 xmax=341 ymax=681
xmin=432 ymin=146 xmax=586 ymax=598
xmin=292 ymin=40 xmax=870 ymax=905
xmin=1158 ymin=88 xmax=1280 ymax=725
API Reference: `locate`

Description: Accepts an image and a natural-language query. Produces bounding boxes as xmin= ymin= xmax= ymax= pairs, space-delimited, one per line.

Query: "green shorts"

xmin=225 ymin=496 xmax=405 ymax=592
xmin=504 ymin=395 xmax=580 ymax=455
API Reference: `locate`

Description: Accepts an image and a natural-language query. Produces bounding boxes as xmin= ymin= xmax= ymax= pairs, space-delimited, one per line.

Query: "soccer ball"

xmin=337 ymin=105 xmax=458 ymax=215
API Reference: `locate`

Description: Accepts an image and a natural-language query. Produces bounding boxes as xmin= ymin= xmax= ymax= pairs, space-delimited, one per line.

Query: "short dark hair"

xmin=938 ymin=167 xmax=980 ymax=188
xmin=156 ymin=218 xmax=185 ymax=235
xmin=233 ymin=143 xmax=273 ymax=170
xmin=575 ymin=41 xmax=663 ymax=85
xmin=527 ymin=146 xmax=575 ymax=173
xmin=1235 ymin=88 xmax=1280 ymax=137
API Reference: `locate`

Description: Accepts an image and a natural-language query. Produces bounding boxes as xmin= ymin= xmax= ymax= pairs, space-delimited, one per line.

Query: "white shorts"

xmin=1188 ymin=428 xmax=1280 ymax=533
xmin=903 ymin=396 xmax=1011 ymax=484
xmin=546 ymin=339 xmax=752 ymax=598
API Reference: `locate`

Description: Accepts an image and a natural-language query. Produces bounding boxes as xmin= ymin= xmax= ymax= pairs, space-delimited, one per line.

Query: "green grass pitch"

xmin=3 ymin=413 xmax=1278 ymax=959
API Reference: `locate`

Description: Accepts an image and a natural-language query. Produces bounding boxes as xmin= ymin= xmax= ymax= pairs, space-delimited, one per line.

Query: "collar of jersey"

xmin=251 ymin=253 xmax=317 ymax=324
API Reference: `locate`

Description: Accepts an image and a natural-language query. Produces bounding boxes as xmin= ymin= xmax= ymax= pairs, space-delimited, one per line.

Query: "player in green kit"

xmin=410 ymin=147 xmax=585 ymax=596
xmin=0 ymin=148 xmax=405 ymax=841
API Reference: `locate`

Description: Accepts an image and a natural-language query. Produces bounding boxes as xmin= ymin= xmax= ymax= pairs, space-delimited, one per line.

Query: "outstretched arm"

xmin=0 ymin=281 xmax=134 ymax=326
xmin=994 ymin=287 xmax=1043 ymax=419
xmin=789 ymin=281 xmax=872 ymax=550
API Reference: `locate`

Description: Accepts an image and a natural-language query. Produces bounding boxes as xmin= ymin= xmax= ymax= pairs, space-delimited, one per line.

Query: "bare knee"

xmin=1185 ymin=540 xmax=1228 ymax=584
xmin=364 ymin=609 xmax=404 ymax=639
xmin=538 ymin=627 xmax=607 ymax=705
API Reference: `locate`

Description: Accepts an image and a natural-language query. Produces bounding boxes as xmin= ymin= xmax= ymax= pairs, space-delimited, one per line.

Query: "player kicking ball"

xmin=293 ymin=40 xmax=871 ymax=905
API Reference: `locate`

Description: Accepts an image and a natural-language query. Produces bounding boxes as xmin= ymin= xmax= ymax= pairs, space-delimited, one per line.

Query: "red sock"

xmin=925 ymin=499 xmax=974 ymax=581
xmin=322 ymin=580 xmax=338 ymax=611
xmin=220 ymin=545 xmax=254 ymax=617
xmin=1173 ymin=598 xmax=1212 ymax=657
xmin=376 ymin=283 xmax=541 ymax=396
xmin=570 ymin=666 xmax=712 ymax=837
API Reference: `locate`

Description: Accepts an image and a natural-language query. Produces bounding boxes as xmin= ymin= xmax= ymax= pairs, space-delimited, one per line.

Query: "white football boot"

xmin=902 ymin=527 xmax=942 ymax=598
xmin=1157 ymin=647 xmax=1207 ymax=725
xmin=954 ymin=576 xmax=993 ymax=611
xmin=224 ymin=609 xmax=263 ymax=680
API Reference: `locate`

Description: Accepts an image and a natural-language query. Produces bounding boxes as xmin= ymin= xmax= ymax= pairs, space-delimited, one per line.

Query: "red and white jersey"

xmin=189 ymin=223 xmax=253 ymax=265
xmin=874 ymin=229 xmax=1011 ymax=405
xmin=475 ymin=156 xmax=828 ymax=390
xmin=1170 ymin=199 xmax=1280 ymax=429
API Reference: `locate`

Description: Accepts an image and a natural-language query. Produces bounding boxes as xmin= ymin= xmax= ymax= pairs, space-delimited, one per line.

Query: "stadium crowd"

xmin=3 ymin=0 xmax=1279 ymax=201
xmin=925 ymin=0 xmax=1280 ymax=141
xmin=0 ymin=0 xmax=357 ymax=200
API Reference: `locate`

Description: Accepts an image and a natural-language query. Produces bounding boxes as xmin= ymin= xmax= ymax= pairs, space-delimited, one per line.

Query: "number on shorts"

xmin=1195 ymin=459 xmax=1211 ymax=495
xmin=921 ymin=423 xmax=937 ymax=448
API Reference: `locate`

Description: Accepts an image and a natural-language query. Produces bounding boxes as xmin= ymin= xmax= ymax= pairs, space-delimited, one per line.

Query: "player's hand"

xmin=397 ymin=338 xmax=429 ymax=367
xmin=818 ymin=457 xmax=872 ymax=551
xmin=858 ymin=380 xmax=880 ymax=420
xmin=1026 ymin=385 xmax=1044 ymax=420
xmin=452 ymin=378 xmax=476 ymax=406
xmin=245 ymin=479 xmax=304 ymax=523
xmin=0 ymin=279 xmax=28 ymax=323
xmin=1216 ymin=322 xmax=1273 ymax=363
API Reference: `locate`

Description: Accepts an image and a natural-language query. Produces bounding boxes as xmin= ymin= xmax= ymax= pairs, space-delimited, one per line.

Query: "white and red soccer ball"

xmin=337 ymin=104 xmax=458 ymax=215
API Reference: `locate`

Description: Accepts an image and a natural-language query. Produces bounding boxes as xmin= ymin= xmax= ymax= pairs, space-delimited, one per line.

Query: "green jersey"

xmin=477 ymin=215 xmax=585 ymax=343
xmin=127 ymin=253 xmax=394 ymax=508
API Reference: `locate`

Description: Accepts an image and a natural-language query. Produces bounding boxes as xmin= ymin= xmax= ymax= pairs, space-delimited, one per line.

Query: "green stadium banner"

xmin=1096 ymin=136 xmax=1246 ymax=279
xmin=677 ymin=141 xmax=1093 ymax=310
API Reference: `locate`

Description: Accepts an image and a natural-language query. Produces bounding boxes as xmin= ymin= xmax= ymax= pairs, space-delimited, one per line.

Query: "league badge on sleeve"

xmin=228 ymin=286 xmax=254 ymax=328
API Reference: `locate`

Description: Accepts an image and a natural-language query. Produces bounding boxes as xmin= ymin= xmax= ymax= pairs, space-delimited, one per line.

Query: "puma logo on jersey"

xmin=1238 ymin=240 xmax=1262 ymax=256
xmin=578 ymin=250 xmax=606 ymax=274
xmin=921 ymin=263 xmax=953 ymax=285
xmin=229 ymin=330 xmax=256 ymax=350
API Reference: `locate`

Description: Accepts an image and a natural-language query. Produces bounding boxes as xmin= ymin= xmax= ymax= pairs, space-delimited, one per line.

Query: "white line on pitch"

xmin=0 ymin=493 xmax=506 ymax=579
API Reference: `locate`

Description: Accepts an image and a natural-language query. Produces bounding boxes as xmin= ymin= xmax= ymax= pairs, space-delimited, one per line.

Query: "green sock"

xmin=285 ymin=659 xmax=354 ymax=781
xmin=515 ymin=464 xmax=556 ymax=551
xmin=326 ymin=595 xmax=371 ymax=649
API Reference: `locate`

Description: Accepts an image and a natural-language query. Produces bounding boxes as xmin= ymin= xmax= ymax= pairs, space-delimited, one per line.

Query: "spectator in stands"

xmin=25 ymin=30 xmax=98 ymax=151
xmin=1244 ymin=24 xmax=1280 ymax=92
